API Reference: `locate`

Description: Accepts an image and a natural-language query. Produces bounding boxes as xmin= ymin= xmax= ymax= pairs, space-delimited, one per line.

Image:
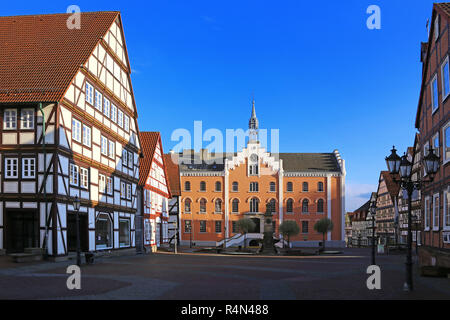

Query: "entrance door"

xmin=67 ymin=213 xmax=89 ymax=252
xmin=5 ymin=210 xmax=39 ymax=253
xmin=250 ymin=218 xmax=260 ymax=233
xmin=156 ymin=223 xmax=161 ymax=247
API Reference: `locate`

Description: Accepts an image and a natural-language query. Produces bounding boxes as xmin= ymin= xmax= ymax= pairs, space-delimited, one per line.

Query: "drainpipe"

xmin=40 ymin=103 xmax=49 ymax=259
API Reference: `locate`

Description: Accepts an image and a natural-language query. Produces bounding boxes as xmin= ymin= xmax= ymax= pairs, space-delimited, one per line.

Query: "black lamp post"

xmin=385 ymin=145 xmax=439 ymax=291
xmin=366 ymin=192 xmax=377 ymax=266
xmin=73 ymin=195 xmax=81 ymax=267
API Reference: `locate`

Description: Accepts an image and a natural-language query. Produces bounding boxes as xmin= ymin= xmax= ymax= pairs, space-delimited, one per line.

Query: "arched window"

xmin=200 ymin=198 xmax=207 ymax=213
xmin=287 ymin=182 xmax=293 ymax=192
xmin=232 ymin=181 xmax=239 ymax=192
xmin=302 ymin=182 xmax=309 ymax=192
xmin=317 ymin=199 xmax=324 ymax=213
xmin=250 ymin=198 xmax=259 ymax=213
xmin=200 ymin=181 xmax=206 ymax=192
xmin=232 ymin=199 xmax=239 ymax=213
xmin=215 ymin=199 xmax=222 ymax=213
xmin=287 ymin=199 xmax=293 ymax=213
xmin=268 ymin=182 xmax=275 ymax=192
xmin=302 ymin=199 xmax=309 ymax=213
xmin=185 ymin=181 xmax=191 ymax=191
xmin=269 ymin=199 xmax=276 ymax=213
xmin=318 ymin=182 xmax=324 ymax=192
xmin=215 ymin=181 xmax=222 ymax=192
xmin=185 ymin=198 xmax=192 ymax=213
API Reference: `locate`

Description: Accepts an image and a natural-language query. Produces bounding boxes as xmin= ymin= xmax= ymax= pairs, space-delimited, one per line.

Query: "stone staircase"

xmin=9 ymin=248 xmax=43 ymax=263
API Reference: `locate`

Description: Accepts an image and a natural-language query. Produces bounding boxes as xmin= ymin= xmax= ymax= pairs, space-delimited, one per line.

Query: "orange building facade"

xmin=174 ymin=103 xmax=346 ymax=247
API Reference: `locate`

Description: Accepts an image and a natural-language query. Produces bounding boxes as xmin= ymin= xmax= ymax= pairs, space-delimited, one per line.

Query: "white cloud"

xmin=345 ymin=182 xmax=377 ymax=212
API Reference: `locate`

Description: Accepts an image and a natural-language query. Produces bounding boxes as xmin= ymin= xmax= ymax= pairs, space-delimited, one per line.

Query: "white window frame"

xmin=80 ymin=167 xmax=89 ymax=189
xmin=432 ymin=132 xmax=440 ymax=157
xmin=101 ymin=136 xmax=108 ymax=156
xmin=433 ymin=193 xmax=440 ymax=231
xmin=20 ymin=109 xmax=34 ymax=129
xmin=444 ymin=188 xmax=450 ymax=231
xmin=95 ymin=90 xmax=103 ymax=111
xmin=121 ymin=181 xmax=126 ymax=198
xmin=122 ymin=149 xmax=128 ymax=167
xmin=70 ymin=164 xmax=79 ymax=186
xmin=118 ymin=109 xmax=124 ymax=128
xmin=4 ymin=109 xmax=17 ymax=130
xmin=124 ymin=115 xmax=130 ymax=132
xmin=431 ymin=74 xmax=439 ymax=113
xmin=434 ymin=14 xmax=440 ymax=41
xmin=72 ymin=118 xmax=81 ymax=143
xmin=111 ymin=104 xmax=117 ymax=123
xmin=108 ymin=140 xmax=115 ymax=159
xmin=443 ymin=121 xmax=450 ymax=164
xmin=85 ymin=82 xmax=94 ymax=105
xmin=99 ymin=174 xmax=106 ymax=194
xmin=22 ymin=158 xmax=35 ymax=179
xmin=128 ymin=151 xmax=133 ymax=168
xmin=126 ymin=184 xmax=132 ymax=200
xmin=107 ymin=177 xmax=113 ymax=195
xmin=103 ymin=98 xmax=110 ymax=118
xmin=82 ymin=124 xmax=91 ymax=147
xmin=5 ymin=158 xmax=18 ymax=179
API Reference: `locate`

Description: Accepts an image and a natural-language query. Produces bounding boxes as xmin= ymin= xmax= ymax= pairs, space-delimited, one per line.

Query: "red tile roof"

xmin=139 ymin=132 xmax=160 ymax=186
xmin=380 ymin=171 xmax=401 ymax=201
xmin=0 ymin=11 xmax=119 ymax=103
xmin=164 ymin=153 xmax=181 ymax=197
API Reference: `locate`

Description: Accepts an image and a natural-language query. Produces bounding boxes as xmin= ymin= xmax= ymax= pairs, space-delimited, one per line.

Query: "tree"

xmin=236 ymin=218 xmax=256 ymax=249
xmin=314 ymin=218 xmax=334 ymax=252
xmin=279 ymin=220 xmax=300 ymax=250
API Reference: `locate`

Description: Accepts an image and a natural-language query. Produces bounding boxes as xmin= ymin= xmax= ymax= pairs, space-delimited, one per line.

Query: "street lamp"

xmin=73 ymin=195 xmax=81 ymax=267
xmin=385 ymin=145 xmax=439 ymax=291
xmin=366 ymin=192 xmax=377 ymax=266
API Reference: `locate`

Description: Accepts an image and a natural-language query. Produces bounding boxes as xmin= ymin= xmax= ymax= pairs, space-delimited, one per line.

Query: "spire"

xmin=248 ymin=99 xmax=259 ymax=142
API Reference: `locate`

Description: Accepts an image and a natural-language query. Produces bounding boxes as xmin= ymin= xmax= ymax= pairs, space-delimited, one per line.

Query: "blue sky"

xmin=3 ymin=0 xmax=437 ymax=211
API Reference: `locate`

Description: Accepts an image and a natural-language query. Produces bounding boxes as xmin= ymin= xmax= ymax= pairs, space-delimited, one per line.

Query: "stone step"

xmin=9 ymin=253 xmax=43 ymax=263
xmin=24 ymin=247 xmax=44 ymax=255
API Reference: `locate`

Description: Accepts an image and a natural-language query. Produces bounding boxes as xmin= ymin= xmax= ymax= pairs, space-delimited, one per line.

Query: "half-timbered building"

xmin=0 ymin=12 xmax=141 ymax=257
xmin=139 ymin=132 xmax=170 ymax=252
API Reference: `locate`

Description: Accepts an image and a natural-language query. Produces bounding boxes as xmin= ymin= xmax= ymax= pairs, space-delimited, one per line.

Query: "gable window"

xmin=111 ymin=104 xmax=117 ymax=122
xmin=302 ymin=199 xmax=309 ymax=213
xmin=22 ymin=158 xmax=35 ymax=179
xmin=85 ymin=82 xmax=94 ymax=105
xmin=215 ymin=181 xmax=221 ymax=192
xmin=215 ymin=221 xmax=222 ymax=233
xmin=4 ymin=109 xmax=17 ymax=130
xmin=21 ymin=109 xmax=34 ymax=129
xmin=287 ymin=199 xmax=293 ymax=213
xmin=72 ymin=119 xmax=81 ymax=143
xmin=317 ymin=199 xmax=324 ymax=213
xmin=103 ymin=98 xmax=110 ymax=118
xmin=302 ymin=182 xmax=309 ymax=192
xmin=185 ymin=181 xmax=191 ymax=191
xmin=108 ymin=140 xmax=115 ymax=158
xmin=200 ymin=198 xmax=207 ymax=213
xmin=433 ymin=193 xmax=440 ymax=231
xmin=118 ymin=109 xmax=124 ymax=128
xmin=69 ymin=164 xmax=79 ymax=186
xmin=232 ymin=182 xmax=239 ymax=192
xmin=286 ymin=182 xmax=293 ymax=192
xmin=101 ymin=136 xmax=108 ymax=155
xmin=82 ymin=125 xmax=91 ymax=147
xmin=250 ymin=182 xmax=259 ymax=192
xmin=434 ymin=14 xmax=440 ymax=41
xmin=442 ymin=57 xmax=450 ymax=100
xmin=80 ymin=167 xmax=89 ymax=189
xmin=270 ymin=182 xmax=276 ymax=192
xmin=124 ymin=115 xmax=130 ymax=132
xmin=200 ymin=181 xmax=206 ymax=192
xmin=232 ymin=199 xmax=239 ymax=213
xmin=249 ymin=164 xmax=259 ymax=175
xmin=185 ymin=198 xmax=192 ymax=213
xmin=432 ymin=74 xmax=439 ymax=113
xmin=95 ymin=90 xmax=103 ymax=111
xmin=318 ymin=182 xmax=324 ymax=192
xmin=5 ymin=158 xmax=18 ymax=178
